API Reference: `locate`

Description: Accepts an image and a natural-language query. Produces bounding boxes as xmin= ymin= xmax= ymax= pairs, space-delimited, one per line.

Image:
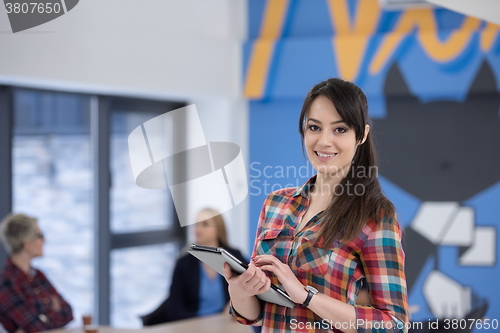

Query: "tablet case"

xmin=188 ymin=244 xmax=295 ymax=308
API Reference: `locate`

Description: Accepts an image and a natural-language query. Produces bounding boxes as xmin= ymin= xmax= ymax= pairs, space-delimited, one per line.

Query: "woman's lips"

xmin=315 ymin=151 xmax=338 ymax=162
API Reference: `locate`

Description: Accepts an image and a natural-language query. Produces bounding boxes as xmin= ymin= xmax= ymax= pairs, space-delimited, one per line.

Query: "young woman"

xmin=223 ymin=79 xmax=408 ymax=332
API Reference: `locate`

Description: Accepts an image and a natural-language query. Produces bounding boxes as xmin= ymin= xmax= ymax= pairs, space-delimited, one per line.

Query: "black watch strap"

xmin=302 ymin=290 xmax=314 ymax=307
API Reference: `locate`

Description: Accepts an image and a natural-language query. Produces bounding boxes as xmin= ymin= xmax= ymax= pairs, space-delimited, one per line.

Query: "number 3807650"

xmin=443 ymin=319 xmax=498 ymax=330
xmin=5 ymin=2 xmax=62 ymax=14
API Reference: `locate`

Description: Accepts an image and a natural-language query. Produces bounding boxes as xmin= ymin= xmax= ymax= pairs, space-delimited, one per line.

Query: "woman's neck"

xmin=10 ymin=252 xmax=32 ymax=275
xmin=312 ymin=172 xmax=345 ymax=197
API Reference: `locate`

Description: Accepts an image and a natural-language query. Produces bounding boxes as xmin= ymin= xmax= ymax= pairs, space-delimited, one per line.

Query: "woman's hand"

xmin=50 ymin=295 xmax=61 ymax=312
xmin=253 ymin=255 xmax=308 ymax=305
xmin=222 ymin=261 xmax=271 ymax=300
xmin=222 ymin=261 xmax=268 ymax=321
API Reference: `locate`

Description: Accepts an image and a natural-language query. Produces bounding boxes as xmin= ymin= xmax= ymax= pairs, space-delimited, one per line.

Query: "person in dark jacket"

xmin=141 ymin=208 xmax=247 ymax=325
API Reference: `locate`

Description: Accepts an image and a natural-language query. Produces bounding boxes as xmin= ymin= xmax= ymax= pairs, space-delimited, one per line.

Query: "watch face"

xmin=305 ymin=285 xmax=318 ymax=294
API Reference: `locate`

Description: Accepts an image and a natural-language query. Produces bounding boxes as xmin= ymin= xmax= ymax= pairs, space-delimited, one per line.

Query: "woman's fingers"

xmin=254 ymin=255 xmax=306 ymax=304
xmin=224 ymin=261 xmax=257 ymax=281
xmin=222 ymin=262 xmax=234 ymax=281
xmin=254 ymin=255 xmax=290 ymax=279
xmin=254 ymin=256 xmax=282 ymax=275
xmin=249 ymin=268 xmax=269 ymax=291
xmin=254 ymin=254 xmax=282 ymax=266
xmin=226 ymin=261 xmax=271 ymax=298
xmin=245 ymin=268 xmax=271 ymax=295
xmin=258 ymin=264 xmax=275 ymax=273
xmin=242 ymin=261 xmax=258 ymax=282
xmin=258 ymin=275 xmax=272 ymax=294
xmin=253 ymin=254 xmax=276 ymax=260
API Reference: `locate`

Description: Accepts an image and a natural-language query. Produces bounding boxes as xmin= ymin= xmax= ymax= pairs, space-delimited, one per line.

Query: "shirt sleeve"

xmin=0 ymin=279 xmax=50 ymax=333
xmin=229 ymin=299 xmax=264 ymax=326
xmin=229 ymin=195 xmax=270 ymax=326
xmin=355 ymin=214 xmax=409 ymax=333
xmin=41 ymin=272 xmax=74 ymax=327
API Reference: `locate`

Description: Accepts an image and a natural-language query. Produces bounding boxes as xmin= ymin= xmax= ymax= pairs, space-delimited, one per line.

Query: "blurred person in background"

xmin=0 ymin=214 xmax=73 ymax=333
xmin=141 ymin=208 xmax=248 ymax=325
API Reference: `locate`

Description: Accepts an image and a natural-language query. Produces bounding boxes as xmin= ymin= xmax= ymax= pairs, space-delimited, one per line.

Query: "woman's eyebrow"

xmin=307 ymin=118 xmax=346 ymax=125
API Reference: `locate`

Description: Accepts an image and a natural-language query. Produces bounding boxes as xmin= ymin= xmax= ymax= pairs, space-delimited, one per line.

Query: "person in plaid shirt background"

xmin=0 ymin=214 xmax=73 ymax=333
xmin=223 ymin=78 xmax=408 ymax=332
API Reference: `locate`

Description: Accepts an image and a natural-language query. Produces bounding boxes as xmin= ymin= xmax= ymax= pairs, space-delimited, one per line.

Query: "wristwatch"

xmin=301 ymin=285 xmax=318 ymax=307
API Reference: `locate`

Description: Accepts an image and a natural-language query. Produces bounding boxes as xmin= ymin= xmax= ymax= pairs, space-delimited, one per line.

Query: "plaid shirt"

xmin=0 ymin=259 xmax=73 ymax=333
xmin=231 ymin=175 xmax=408 ymax=332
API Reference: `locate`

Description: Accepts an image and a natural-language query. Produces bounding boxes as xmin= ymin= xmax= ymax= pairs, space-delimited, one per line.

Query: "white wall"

xmin=0 ymin=0 xmax=246 ymax=99
xmin=187 ymin=97 xmax=249 ymax=253
xmin=0 ymin=0 xmax=250 ymax=255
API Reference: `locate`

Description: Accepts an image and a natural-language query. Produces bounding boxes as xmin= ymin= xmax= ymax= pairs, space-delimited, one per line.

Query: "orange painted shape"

xmin=370 ymin=9 xmax=482 ymax=74
xmin=261 ymin=0 xmax=289 ymax=38
xmin=369 ymin=32 xmax=406 ymax=75
xmin=353 ymin=0 xmax=381 ymax=34
xmin=370 ymin=9 xmax=431 ymax=75
xmin=327 ymin=0 xmax=380 ymax=33
xmin=244 ymin=40 xmax=276 ymax=99
xmin=244 ymin=0 xmax=289 ymax=99
xmin=481 ymin=22 xmax=500 ymax=51
xmin=418 ymin=16 xmax=481 ymax=62
xmin=327 ymin=0 xmax=381 ymax=82
xmin=334 ymin=35 xmax=370 ymax=81
xmin=327 ymin=0 xmax=351 ymax=33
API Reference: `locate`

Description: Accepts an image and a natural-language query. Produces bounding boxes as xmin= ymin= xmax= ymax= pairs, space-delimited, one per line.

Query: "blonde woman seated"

xmin=142 ymin=208 xmax=247 ymax=325
xmin=0 ymin=214 xmax=73 ymax=333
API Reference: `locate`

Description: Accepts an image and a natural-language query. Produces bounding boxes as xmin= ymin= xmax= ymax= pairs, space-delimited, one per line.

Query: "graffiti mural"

xmin=245 ymin=0 xmax=500 ymax=325
xmin=374 ymin=60 xmax=498 ymax=321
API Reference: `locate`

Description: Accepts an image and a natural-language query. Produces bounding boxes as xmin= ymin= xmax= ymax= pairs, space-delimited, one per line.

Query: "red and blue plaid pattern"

xmin=0 ymin=259 xmax=73 ymax=333
xmin=231 ymin=175 xmax=408 ymax=332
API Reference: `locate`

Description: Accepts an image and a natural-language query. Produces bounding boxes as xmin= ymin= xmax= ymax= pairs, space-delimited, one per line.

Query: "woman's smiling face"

xmin=304 ymin=95 xmax=367 ymax=178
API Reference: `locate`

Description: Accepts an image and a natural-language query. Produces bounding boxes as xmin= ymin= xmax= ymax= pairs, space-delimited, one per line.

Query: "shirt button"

xmin=290 ymin=236 xmax=295 ymax=241
xmin=281 ymin=315 xmax=286 ymax=322
xmin=44 ymin=298 xmax=50 ymax=304
xmin=34 ymin=288 xmax=40 ymax=294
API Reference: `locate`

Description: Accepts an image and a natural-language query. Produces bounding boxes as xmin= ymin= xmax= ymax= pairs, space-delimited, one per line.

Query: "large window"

xmin=0 ymin=87 xmax=186 ymax=327
xmin=108 ymin=98 xmax=185 ymax=327
xmin=110 ymin=106 xmax=174 ymax=233
xmin=12 ymin=89 xmax=93 ymax=325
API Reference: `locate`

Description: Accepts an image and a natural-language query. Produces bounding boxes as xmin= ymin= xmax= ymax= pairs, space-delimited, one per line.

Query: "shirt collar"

xmin=292 ymin=175 xmax=317 ymax=198
xmin=6 ymin=257 xmax=37 ymax=280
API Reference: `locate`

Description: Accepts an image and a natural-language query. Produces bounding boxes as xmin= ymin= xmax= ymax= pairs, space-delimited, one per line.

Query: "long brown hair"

xmin=298 ymin=78 xmax=395 ymax=246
